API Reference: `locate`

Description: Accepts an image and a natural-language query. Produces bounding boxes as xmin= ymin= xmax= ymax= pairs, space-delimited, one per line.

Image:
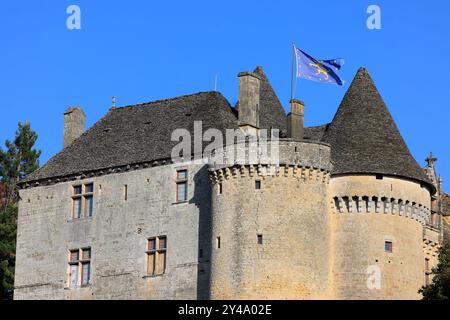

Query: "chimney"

xmin=238 ymin=72 xmax=260 ymax=135
xmin=63 ymin=106 xmax=85 ymax=148
xmin=287 ymin=99 xmax=304 ymax=141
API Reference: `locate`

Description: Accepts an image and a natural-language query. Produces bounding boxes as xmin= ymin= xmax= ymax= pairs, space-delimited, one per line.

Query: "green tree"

xmin=0 ymin=122 xmax=41 ymax=300
xmin=420 ymin=242 xmax=450 ymax=300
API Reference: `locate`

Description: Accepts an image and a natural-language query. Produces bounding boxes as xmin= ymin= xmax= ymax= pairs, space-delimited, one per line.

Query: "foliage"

xmin=0 ymin=122 xmax=40 ymax=300
xmin=420 ymin=242 xmax=450 ymax=300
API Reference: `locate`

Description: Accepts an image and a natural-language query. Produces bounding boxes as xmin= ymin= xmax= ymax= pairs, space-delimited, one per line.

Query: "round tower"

xmin=324 ymin=68 xmax=436 ymax=299
xmin=208 ymin=139 xmax=332 ymax=299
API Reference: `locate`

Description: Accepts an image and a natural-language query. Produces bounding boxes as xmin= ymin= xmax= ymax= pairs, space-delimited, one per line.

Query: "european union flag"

xmin=295 ymin=47 xmax=344 ymax=86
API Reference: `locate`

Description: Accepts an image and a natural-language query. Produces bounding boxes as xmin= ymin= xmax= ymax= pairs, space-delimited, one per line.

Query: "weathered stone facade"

xmin=15 ymin=163 xmax=211 ymax=299
xmin=14 ymin=66 xmax=446 ymax=300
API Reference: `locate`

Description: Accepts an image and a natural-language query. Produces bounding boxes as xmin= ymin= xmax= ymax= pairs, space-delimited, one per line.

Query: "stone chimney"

xmin=238 ymin=72 xmax=260 ymax=135
xmin=287 ymin=99 xmax=304 ymax=141
xmin=63 ymin=106 xmax=85 ymax=148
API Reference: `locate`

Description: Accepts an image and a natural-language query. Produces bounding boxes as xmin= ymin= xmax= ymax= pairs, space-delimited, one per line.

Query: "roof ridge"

xmin=116 ymin=91 xmax=222 ymax=110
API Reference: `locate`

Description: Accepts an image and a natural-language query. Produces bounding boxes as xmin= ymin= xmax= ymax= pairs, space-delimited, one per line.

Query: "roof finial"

xmin=426 ymin=152 xmax=437 ymax=168
xmin=112 ymin=96 xmax=116 ymax=108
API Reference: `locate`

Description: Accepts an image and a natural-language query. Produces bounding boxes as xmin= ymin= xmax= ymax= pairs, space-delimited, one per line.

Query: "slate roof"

xmin=253 ymin=66 xmax=287 ymax=132
xmin=26 ymin=91 xmax=239 ymax=182
xmin=304 ymin=124 xmax=329 ymax=141
xmin=321 ymin=67 xmax=433 ymax=189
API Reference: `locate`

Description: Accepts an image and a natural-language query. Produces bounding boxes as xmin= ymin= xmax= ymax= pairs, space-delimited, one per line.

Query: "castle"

xmin=14 ymin=66 xmax=450 ymax=300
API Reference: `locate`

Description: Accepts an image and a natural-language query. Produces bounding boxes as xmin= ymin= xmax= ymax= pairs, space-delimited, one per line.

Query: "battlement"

xmin=331 ymin=195 xmax=430 ymax=226
xmin=209 ymin=164 xmax=331 ymax=185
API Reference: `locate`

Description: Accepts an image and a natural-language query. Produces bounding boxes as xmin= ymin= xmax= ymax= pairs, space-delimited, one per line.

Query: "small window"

xmin=68 ymin=247 xmax=91 ymax=288
xmin=146 ymin=236 xmax=167 ymax=276
xmin=124 ymin=185 xmax=128 ymax=201
xmin=385 ymin=241 xmax=393 ymax=253
xmin=255 ymin=180 xmax=261 ymax=190
xmin=218 ymin=183 xmax=223 ymax=195
xmin=72 ymin=183 xmax=94 ymax=219
xmin=257 ymin=234 xmax=263 ymax=245
xmin=216 ymin=237 xmax=221 ymax=249
xmin=176 ymin=169 xmax=188 ymax=203
xmin=376 ymin=174 xmax=383 ymax=180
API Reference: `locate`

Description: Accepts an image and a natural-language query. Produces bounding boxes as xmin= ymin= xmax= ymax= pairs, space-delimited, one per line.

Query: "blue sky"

xmin=0 ymin=0 xmax=449 ymax=189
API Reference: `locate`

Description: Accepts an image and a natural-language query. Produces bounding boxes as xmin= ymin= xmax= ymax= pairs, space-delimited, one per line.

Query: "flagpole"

xmin=291 ymin=42 xmax=296 ymax=101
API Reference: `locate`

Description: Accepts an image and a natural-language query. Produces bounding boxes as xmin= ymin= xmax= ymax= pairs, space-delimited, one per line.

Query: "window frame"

xmin=384 ymin=241 xmax=393 ymax=254
xmin=68 ymin=247 xmax=92 ymax=288
xmin=146 ymin=236 xmax=167 ymax=277
xmin=176 ymin=169 xmax=188 ymax=203
xmin=72 ymin=183 xmax=94 ymax=219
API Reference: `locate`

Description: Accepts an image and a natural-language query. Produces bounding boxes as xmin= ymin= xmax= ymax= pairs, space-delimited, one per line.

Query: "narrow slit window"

xmin=124 ymin=185 xmax=128 ymax=201
xmin=216 ymin=237 xmax=221 ymax=249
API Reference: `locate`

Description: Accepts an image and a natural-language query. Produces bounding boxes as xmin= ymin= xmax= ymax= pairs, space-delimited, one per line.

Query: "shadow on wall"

xmin=190 ymin=165 xmax=212 ymax=300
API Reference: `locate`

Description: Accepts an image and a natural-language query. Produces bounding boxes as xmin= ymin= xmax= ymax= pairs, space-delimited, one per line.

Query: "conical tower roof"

xmin=323 ymin=67 xmax=433 ymax=191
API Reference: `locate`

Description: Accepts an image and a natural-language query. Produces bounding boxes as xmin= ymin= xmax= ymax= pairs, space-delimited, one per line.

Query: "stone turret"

xmin=326 ymin=68 xmax=436 ymax=299
xmin=63 ymin=106 xmax=85 ymax=148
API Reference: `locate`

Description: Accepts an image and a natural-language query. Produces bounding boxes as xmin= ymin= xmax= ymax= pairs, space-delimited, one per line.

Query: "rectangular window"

xmin=218 ymin=183 xmax=223 ymax=195
xmin=68 ymin=248 xmax=91 ymax=288
xmin=124 ymin=185 xmax=128 ymax=201
xmin=85 ymin=195 xmax=93 ymax=217
xmin=255 ymin=180 xmax=261 ymax=190
xmin=385 ymin=241 xmax=393 ymax=253
xmin=146 ymin=236 xmax=167 ymax=276
xmin=73 ymin=198 xmax=82 ymax=219
xmin=257 ymin=234 xmax=263 ymax=245
xmin=176 ymin=170 xmax=188 ymax=202
xmin=72 ymin=183 xmax=94 ymax=219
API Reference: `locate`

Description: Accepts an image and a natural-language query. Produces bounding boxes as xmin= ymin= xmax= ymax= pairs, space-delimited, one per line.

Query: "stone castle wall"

xmin=208 ymin=140 xmax=333 ymax=299
xmin=14 ymin=140 xmax=439 ymax=300
xmin=15 ymin=162 xmax=211 ymax=300
xmin=329 ymin=175 xmax=433 ymax=299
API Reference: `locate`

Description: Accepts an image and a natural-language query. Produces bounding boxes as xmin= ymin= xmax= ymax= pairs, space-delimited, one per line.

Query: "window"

xmin=124 ymin=185 xmax=128 ymax=201
xmin=257 ymin=234 xmax=263 ymax=245
xmin=216 ymin=237 xmax=221 ymax=249
xmin=176 ymin=170 xmax=188 ymax=202
xmin=385 ymin=241 xmax=393 ymax=253
xmin=72 ymin=183 xmax=94 ymax=219
xmin=255 ymin=180 xmax=261 ymax=190
xmin=146 ymin=236 xmax=167 ymax=276
xmin=376 ymin=174 xmax=384 ymax=180
xmin=68 ymin=248 xmax=91 ymax=288
xmin=218 ymin=183 xmax=223 ymax=195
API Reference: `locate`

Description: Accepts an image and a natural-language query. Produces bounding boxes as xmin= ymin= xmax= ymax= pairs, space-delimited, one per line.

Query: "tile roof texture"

xmin=322 ymin=67 xmax=432 ymax=188
xmin=26 ymin=91 xmax=239 ymax=182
